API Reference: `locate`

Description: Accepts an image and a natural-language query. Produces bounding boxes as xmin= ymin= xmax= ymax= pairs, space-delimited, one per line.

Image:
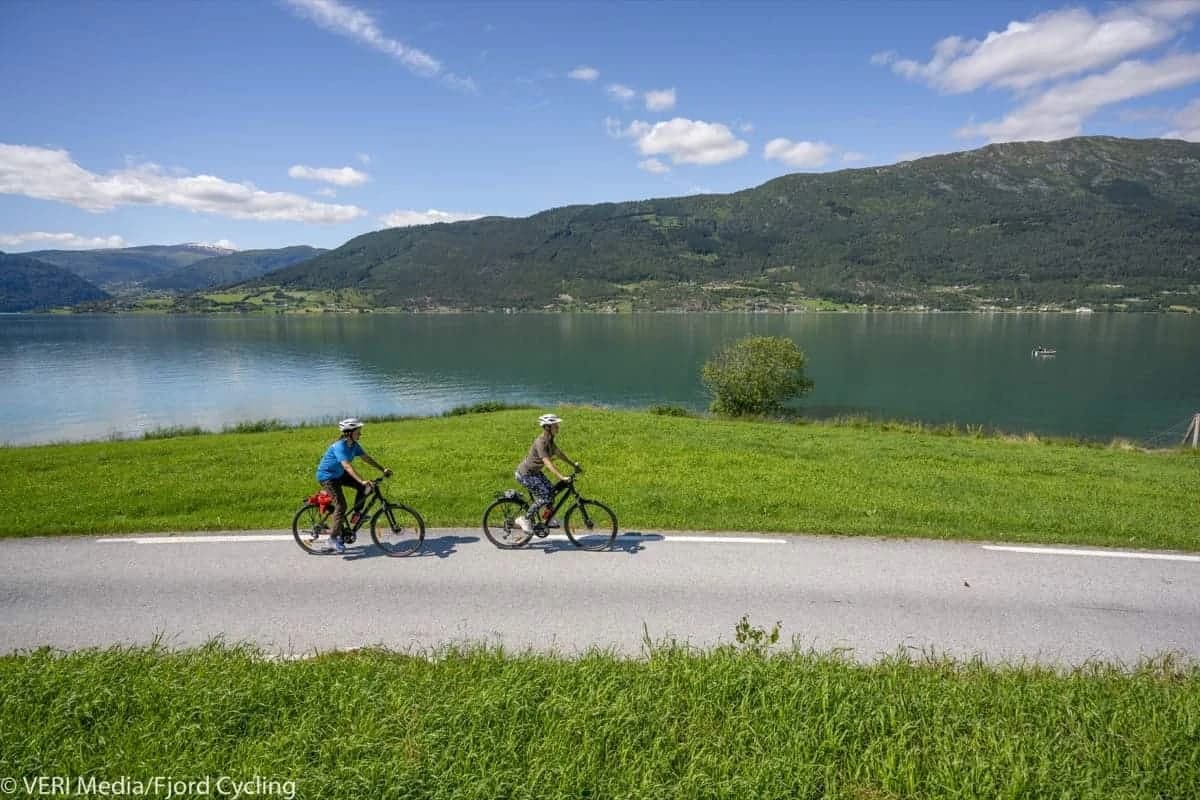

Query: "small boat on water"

xmin=1032 ymin=345 xmax=1057 ymax=357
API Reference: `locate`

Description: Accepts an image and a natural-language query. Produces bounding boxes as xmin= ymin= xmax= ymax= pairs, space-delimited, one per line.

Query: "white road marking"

xmin=983 ymin=545 xmax=1200 ymax=562
xmin=658 ymin=535 xmax=789 ymax=544
xmin=96 ymin=532 xmax=789 ymax=545
xmin=98 ymin=535 xmax=294 ymax=544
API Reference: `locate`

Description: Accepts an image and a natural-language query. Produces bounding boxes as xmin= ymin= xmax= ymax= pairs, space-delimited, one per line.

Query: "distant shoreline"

xmin=21 ymin=305 xmax=1200 ymax=315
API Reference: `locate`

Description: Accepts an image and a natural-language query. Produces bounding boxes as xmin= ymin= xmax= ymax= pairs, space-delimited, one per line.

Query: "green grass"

xmin=0 ymin=407 xmax=1196 ymax=550
xmin=1 ymin=640 xmax=1196 ymax=799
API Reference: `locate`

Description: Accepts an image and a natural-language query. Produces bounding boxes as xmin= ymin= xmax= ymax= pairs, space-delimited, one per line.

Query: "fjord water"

xmin=1 ymin=313 xmax=1196 ymax=446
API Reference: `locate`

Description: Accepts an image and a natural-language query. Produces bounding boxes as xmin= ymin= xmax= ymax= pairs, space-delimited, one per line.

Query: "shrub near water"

xmin=0 ymin=641 xmax=1196 ymax=800
xmin=701 ymin=335 xmax=813 ymax=415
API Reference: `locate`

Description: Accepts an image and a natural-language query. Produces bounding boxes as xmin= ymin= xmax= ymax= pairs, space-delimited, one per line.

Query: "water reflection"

xmin=1 ymin=313 xmax=1197 ymax=445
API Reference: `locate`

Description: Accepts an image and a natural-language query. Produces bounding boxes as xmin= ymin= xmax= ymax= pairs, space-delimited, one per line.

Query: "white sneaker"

xmin=515 ymin=515 xmax=532 ymax=533
xmin=547 ymin=518 xmax=561 ymax=528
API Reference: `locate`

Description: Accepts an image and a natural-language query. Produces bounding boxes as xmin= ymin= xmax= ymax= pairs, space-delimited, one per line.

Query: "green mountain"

xmin=143 ymin=246 xmax=325 ymax=292
xmin=0 ymin=253 xmax=111 ymax=312
xmin=25 ymin=244 xmax=235 ymax=288
xmin=254 ymin=137 xmax=1200 ymax=311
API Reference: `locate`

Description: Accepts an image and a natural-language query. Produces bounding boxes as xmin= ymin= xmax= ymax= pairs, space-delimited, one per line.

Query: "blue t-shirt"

xmin=316 ymin=439 xmax=365 ymax=482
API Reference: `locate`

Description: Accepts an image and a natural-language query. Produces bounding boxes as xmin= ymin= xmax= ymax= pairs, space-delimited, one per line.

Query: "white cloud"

xmin=607 ymin=83 xmax=636 ymax=102
xmin=959 ymin=53 xmax=1200 ymax=141
xmin=569 ymin=65 xmax=599 ymax=81
xmin=638 ymin=158 xmax=670 ymax=174
xmin=357 ymin=152 xmax=371 ymax=164
xmin=738 ymin=121 xmax=755 ymax=133
xmin=1165 ymin=98 xmax=1200 ymax=139
xmin=283 ymin=0 xmax=475 ymax=91
xmin=316 ymin=188 xmax=338 ymax=197
xmin=1140 ymin=0 xmax=1200 ymax=20
xmin=613 ymin=118 xmax=749 ymax=165
xmin=644 ymin=88 xmax=676 ymax=112
xmin=842 ymin=151 xmax=867 ymax=163
xmin=0 ymin=143 xmax=367 ymax=223
xmin=763 ymin=138 xmax=834 ymax=168
xmin=288 ymin=164 xmax=369 ymax=186
xmin=380 ymin=208 xmax=486 ymax=227
xmin=882 ymin=3 xmax=1200 ymax=92
xmin=0 ymin=231 xmax=127 ymax=250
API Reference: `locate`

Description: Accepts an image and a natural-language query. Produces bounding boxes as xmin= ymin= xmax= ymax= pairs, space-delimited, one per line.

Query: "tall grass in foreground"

xmin=1 ymin=642 xmax=1196 ymax=799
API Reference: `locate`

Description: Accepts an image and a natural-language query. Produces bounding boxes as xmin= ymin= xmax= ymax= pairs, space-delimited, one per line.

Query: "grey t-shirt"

xmin=517 ymin=432 xmax=559 ymax=476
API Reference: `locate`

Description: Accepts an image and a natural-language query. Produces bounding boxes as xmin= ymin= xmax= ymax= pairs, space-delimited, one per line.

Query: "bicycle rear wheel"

xmin=482 ymin=497 xmax=532 ymax=549
xmin=292 ymin=503 xmax=338 ymax=555
xmin=370 ymin=502 xmax=426 ymax=557
xmin=564 ymin=500 xmax=618 ymax=551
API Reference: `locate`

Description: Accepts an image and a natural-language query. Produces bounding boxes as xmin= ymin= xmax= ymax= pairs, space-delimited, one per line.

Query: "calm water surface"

xmin=1 ymin=313 xmax=1197 ymax=445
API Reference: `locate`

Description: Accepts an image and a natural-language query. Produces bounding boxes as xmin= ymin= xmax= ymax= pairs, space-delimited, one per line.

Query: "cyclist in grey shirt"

xmin=515 ymin=413 xmax=579 ymax=533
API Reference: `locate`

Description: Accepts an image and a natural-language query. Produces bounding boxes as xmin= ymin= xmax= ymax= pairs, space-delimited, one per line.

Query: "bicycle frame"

xmin=526 ymin=478 xmax=583 ymax=527
xmin=333 ymin=479 xmax=388 ymax=534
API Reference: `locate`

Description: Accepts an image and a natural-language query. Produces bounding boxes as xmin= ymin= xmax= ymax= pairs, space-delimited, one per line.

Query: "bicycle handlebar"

xmin=362 ymin=473 xmax=390 ymax=492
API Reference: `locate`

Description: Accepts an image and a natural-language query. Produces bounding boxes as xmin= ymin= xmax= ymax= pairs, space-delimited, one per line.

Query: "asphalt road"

xmin=1 ymin=529 xmax=1197 ymax=665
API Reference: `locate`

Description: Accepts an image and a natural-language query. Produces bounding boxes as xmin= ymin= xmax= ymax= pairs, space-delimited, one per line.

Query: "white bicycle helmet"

xmin=538 ymin=413 xmax=562 ymax=426
xmin=338 ymin=417 xmax=365 ymax=432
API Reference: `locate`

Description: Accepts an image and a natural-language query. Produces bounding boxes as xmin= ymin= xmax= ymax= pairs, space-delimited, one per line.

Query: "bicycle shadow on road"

xmin=414 ymin=534 xmax=480 ymax=559
xmin=340 ymin=534 xmax=479 ymax=561
xmin=530 ymin=531 xmax=663 ymax=556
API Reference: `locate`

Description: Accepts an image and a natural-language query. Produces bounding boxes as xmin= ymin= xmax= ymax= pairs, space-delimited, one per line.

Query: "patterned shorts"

xmin=515 ymin=470 xmax=554 ymax=506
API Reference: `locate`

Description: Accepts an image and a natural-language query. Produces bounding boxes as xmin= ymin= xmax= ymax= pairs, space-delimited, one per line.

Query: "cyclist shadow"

xmin=341 ymin=534 xmax=479 ymax=561
xmin=414 ymin=534 xmax=480 ymax=559
xmin=531 ymin=531 xmax=663 ymax=555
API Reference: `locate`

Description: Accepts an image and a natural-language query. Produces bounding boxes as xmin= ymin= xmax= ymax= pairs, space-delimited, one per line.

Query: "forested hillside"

xmin=25 ymin=244 xmax=233 ymax=288
xmin=144 ymin=246 xmax=324 ymax=291
xmin=0 ymin=253 xmax=110 ymax=311
xmin=255 ymin=137 xmax=1200 ymax=311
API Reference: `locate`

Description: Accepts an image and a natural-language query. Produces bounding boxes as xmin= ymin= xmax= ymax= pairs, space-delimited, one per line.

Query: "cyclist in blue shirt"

xmin=316 ymin=418 xmax=391 ymax=553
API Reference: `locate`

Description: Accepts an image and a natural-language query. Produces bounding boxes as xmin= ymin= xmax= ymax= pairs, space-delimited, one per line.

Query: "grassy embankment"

xmin=1 ymin=407 xmax=1196 ymax=549
xmin=1 ymin=642 xmax=1196 ymax=799
xmin=4 ymin=410 xmax=1197 ymax=795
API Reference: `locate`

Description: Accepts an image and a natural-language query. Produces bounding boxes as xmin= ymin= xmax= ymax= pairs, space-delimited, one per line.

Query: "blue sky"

xmin=2 ymin=0 xmax=1199 ymax=253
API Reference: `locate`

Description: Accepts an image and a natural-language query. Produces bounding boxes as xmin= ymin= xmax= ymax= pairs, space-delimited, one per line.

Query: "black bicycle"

xmin=292 ymin=475 xmax=425 ymax=557
xmin=482 ymin=469 xmax=618 ymax=551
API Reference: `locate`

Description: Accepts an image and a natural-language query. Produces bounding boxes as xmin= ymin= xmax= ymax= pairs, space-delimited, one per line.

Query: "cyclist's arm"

xmin=553 ymin=448 xmax=579 ymax=472
xmin=340 ymin=461 xmax=369 ymax=487
xmin=360 ymin=453 xmax=389 ymax=473
xmin=543 ymin=455 xmax=573 ymax=482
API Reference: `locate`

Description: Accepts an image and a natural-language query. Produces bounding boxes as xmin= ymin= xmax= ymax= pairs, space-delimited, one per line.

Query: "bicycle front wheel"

xmin=564 ymin=500 xmax=618 ymax=551
xmin=370 ymin=502 xmax=425 ymax=557
xmin=482 ymin=497 xmax=532 ymax=549
xmin=292 ymin=503 xmax=337 ymax=555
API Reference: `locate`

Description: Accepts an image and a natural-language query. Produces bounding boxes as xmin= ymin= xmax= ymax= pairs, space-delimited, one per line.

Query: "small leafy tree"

xmin=700 ymin=335 xmax=813 ymax=416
